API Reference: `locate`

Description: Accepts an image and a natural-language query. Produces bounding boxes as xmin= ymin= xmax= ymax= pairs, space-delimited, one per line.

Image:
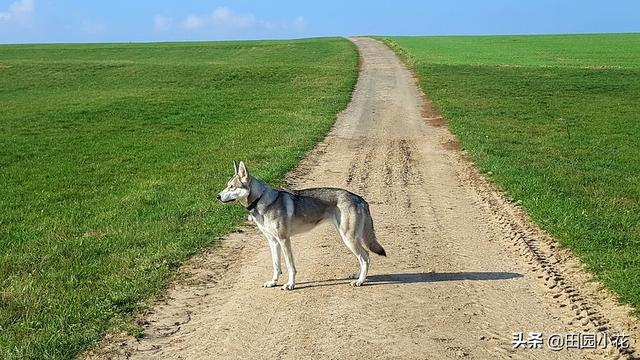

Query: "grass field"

xmin=0 ymin=38 xmax=358 ymax=359
xmin=383 ymin=34 xmax=640 ymax=310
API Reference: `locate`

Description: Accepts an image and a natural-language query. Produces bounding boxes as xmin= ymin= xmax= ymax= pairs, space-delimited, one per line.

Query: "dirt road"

xmin=97 ymin=38 xmax=638 ymax=359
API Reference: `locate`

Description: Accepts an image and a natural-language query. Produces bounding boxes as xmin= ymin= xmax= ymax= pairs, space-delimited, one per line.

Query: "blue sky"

xmin=1 ymin=0 xmax=639 ymax=44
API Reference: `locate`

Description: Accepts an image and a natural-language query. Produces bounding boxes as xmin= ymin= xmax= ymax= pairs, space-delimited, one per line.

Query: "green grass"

xmin=382 ymin=33 xmax=640 ymax=310
xmin=0 ymin=38 xmax=358 ymax=359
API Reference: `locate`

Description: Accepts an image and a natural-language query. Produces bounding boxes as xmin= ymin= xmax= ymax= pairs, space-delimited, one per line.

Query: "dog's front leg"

xmin=279 ymin=238 xmax=296 ymax=290
xmin=263 ymin=237 xmax=281 ymax=288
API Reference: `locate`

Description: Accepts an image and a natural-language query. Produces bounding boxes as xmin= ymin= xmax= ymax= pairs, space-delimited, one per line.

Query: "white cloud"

xmin=182 ymin=14 xmax=205 ymax=30
xmin=153 ymin=7 xmax=307 ymax=36
xmin=153 ymin=15 xmax=172 ymax=32
xmin=82 ymin=20 xmax=105 ymax=34
xmin=292 ymin=16 xmax=305 ymax=31
xmin=0 ymin=0 xmax=34 ymax=24
xmin=210 ymin=7 xmax=256 ymax=30
xmin=181 ymin=7 xmax=257 ymax=31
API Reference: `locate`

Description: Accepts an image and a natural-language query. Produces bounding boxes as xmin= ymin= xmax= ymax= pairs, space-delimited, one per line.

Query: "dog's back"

xmin=288 ymin=188 xmax=386 ymax=257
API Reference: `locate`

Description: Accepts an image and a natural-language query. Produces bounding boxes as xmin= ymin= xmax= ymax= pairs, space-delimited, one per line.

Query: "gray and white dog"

xmin=217 ymin=161 xmax=386 ymax=290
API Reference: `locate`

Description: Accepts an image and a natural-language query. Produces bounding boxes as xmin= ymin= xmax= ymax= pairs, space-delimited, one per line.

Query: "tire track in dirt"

xmin=466 ymin=168 xmax=639 ymax=359
xmin=89 ymin=37 xmax=639 ymax=360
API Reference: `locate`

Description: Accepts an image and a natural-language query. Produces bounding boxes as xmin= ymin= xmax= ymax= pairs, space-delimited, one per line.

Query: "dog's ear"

xmin=237 ymin=161 xmax=249 ymax=181
xmin=232 ymin=160 xmax=238 ymax=175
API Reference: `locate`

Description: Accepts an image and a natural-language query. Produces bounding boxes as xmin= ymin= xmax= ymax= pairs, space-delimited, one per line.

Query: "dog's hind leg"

xmin=343 ymin=239 xmax=366 ymax=281
xmin=334 ymin=212 xmax=370 ymax=287
xmin=351 ymin=244 xmax=370 ymax=287
xmin=341 ymin=236 xmax=369 ymax=287
xmin=279 ymin=237 xmax=296 ymax=291
xmin=263 ymin=236 xmax=281 ymax=288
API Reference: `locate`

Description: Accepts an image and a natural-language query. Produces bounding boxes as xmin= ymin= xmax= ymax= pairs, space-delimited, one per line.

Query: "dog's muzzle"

xmin=216 ymin=194 xmax=234 ymax=203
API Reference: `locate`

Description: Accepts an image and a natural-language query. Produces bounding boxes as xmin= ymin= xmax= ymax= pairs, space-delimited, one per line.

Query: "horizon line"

xmin=1 ymin=30 xmax=638 ymax=46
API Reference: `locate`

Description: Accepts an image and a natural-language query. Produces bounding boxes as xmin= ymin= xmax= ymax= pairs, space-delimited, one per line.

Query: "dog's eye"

xmin=229 ymin=185 xmax=235 ymax=190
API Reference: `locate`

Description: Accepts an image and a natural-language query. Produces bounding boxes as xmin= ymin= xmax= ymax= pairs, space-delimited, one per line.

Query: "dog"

xmin=216 ymin=161 xmax=386 ymax=290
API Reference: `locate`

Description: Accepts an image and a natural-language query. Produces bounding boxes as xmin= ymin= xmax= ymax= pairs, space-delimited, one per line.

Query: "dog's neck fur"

xmin=243 ymin=176 xmax=278 ymax=213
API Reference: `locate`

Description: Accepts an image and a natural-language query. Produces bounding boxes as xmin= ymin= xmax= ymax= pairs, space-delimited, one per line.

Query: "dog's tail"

xmin=362 ymin=206 xmax=386 ymax=257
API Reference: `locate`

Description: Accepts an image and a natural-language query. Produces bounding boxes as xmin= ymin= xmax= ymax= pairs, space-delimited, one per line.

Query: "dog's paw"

xmin=281 ymin=283 xmax=295 ymax=291
xmin=348 ymin=271 xmax=359 ymax=279
xmin=350 ymin=280 xmax=364 ymax=287
xmin=263 ymin=280 xmax=277 ymax=288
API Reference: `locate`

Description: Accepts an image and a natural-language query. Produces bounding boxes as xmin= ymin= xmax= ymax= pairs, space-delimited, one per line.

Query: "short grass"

xmin=0 ymin=38 xmax=358 ymax=359
xmin=383 ymin=34 xmax=640 ymax=310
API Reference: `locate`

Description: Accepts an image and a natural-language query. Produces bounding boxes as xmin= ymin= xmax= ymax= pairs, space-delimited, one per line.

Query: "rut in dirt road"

xmin=96 ymin=37 xmax=639 ymax=360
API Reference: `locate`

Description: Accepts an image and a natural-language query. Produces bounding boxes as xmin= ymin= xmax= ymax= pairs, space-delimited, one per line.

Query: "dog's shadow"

xmin=296 ymin=271 xmax=523 ymax=289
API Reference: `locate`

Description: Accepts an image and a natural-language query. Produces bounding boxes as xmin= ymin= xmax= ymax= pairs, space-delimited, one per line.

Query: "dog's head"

xmin=216 ymin=161 xmax=251 ymax=204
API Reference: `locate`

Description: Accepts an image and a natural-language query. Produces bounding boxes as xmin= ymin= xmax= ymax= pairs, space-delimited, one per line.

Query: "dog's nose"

xmin=216 ymin=194 xmax=221 ymax=200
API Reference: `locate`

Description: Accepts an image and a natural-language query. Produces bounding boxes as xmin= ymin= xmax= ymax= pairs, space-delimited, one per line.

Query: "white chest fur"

xmin=250 ymin=211 xmax=278 ymax=239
